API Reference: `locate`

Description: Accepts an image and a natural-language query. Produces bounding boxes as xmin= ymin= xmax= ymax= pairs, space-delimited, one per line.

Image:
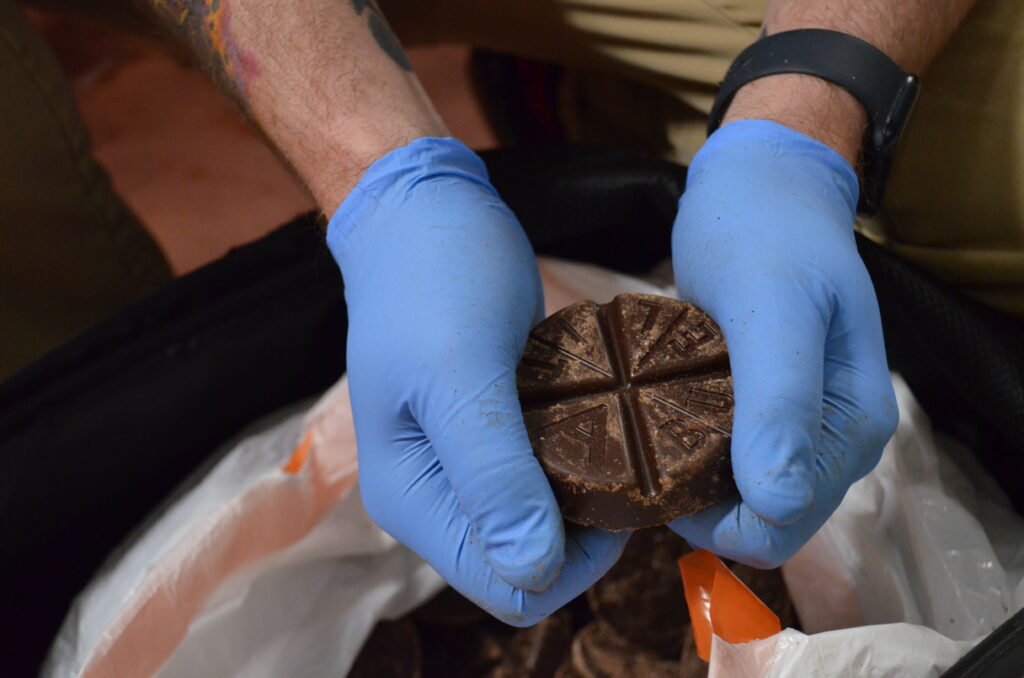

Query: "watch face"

xmin=861 ymin=74 xmax=920 ymax=215
xmin=878 ymin=75 xmax=921 ymax=150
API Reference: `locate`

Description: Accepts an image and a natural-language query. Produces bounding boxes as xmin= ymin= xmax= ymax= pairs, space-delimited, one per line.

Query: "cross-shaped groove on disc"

xmin=594 ymin=300 xmax=662 ymax=499
xmin=517 ymin=294 xmax=736 ymax=529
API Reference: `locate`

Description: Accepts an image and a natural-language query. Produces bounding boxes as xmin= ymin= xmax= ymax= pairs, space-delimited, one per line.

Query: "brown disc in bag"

xmin=490 ymin=610 xmax=573 ymax=678
xmin=517 ymin=294 xmax=736 ymax=530
xmin=413 ymin=586 xmax=489 ymax=626
xmin=570 ymin=622 xmax=681 ymax=678
xmin=348 ymin=619 xmax=422 ymax=678
xmin=586 ymin=527 xmax=692 ymax=657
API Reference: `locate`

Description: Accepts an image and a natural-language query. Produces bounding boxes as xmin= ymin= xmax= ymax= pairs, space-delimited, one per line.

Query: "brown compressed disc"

xmin=586 ymin=527 xmax=692 ymax=658
xmin=417 ymin=621 xmax=510 ymax=678
xmin=412 ymin=586 xmax=489 ymax=626
xmin=729 ymin=563 xmax=800 ymax=631
xmin=347 ymin=619 xmax=422 ymax=678
xmin=517 ymin=293 xmax=737 ymax=530
xmin=553 ymin=661 xmax=584 ymax=678
xmin=679 ymin=626 xmax=708 ymax=678
xmin=570 ymin=622 xmax=680 ymax=678
xmin=489 ymin=610 xmax=573 ymax=678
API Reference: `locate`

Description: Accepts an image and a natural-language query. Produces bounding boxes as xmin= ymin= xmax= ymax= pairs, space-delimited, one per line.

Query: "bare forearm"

xmin=723 ymin=0 xmax=981 ymax=165
xmin=140 ymin=0 xmax=446 ymax=212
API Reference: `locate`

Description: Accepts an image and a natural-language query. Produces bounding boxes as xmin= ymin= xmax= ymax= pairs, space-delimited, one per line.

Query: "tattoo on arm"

xmin=150 ymin=0 xmax=260 ymax=106
xmin=349 ymin=0 xmax=413 ymax=72
xmin=149 ymin=0 xmax=410 ymax=111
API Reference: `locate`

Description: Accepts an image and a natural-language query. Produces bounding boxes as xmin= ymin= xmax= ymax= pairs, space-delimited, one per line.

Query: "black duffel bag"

xmin=2 ymin=147 xmax=1022 ymax=676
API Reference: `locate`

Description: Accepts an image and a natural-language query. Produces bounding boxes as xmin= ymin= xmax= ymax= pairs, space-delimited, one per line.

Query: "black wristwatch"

xmin=707 ymin=29 xmax=920 ymax=216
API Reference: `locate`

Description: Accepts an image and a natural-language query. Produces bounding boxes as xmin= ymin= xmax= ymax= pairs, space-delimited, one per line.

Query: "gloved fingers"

xmin=668 ymin=497 xmax=776 ymax=568
xmin=667 ymin=471 xmax=844 ymax=569
xmin=704 ymin=274 xmax=829 ymax=527
xmin=343 ymin=215 xmax=552 ymax=591
xmin=464 ymin=525 xmax=631 ymax=627
xmin=359 ymin=439 xmax=628 ymax=625
xmin=666 ymin=295 xmax=896 ymax=569
xmin=665 ymin=119 xmax=874 ymax=566
xmin=820 ymin=279 xmax=899 ymax=483
xmin=817 ymin=374 xmax=895 ymax=491
xmin=418 ymin=364 xmax=567 ymax=592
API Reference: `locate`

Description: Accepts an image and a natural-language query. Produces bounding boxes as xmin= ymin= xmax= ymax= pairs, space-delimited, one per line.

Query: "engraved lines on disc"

xmin=531 ymin=404 xmax=611 ymax=471
xmin=635 ymin=300 xmax=723 ymax=370
xmin=524 ymin=302 xmax=731 ymax=497
xmin=648 ymin=394 xmax=732 ymax=439
xmin=526 ymin=334 xmax=614 ymax=379
xmin=594 ymin=304 xmax=660 ymax=498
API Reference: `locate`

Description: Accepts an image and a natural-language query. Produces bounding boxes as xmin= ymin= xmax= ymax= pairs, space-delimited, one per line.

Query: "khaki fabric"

xmin=2 ymin=0 xmax=1021 ymax=384
xmin=392 ymin=0 xmax=1024 ymax=319
xmin=0 ymin=0 xmax=172 ymax=380
xmin=391 ymin=0 xmax=765 ymax=163
xmin=878 ymin=0 xmax=1024 ymax=316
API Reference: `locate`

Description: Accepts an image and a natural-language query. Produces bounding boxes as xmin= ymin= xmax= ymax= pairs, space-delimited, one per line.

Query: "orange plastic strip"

xmin=282 ymin=431 xmax=313 ymax=474
xmin=678 ymin=550 xmax=782 ymax=661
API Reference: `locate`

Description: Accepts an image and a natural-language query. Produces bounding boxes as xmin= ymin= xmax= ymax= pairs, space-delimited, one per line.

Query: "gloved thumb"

xmin=715 ymin=286 xmax=825 ymax=526
xmin=420 ymin=365 xmax=566 ymax=591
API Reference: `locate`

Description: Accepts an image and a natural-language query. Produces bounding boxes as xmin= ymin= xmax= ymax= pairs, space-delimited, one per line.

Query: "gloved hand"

xmin=327 ymin=137 xmax=629 ymax=624
xmin=668 ymin=120 xmax=899 ymax=568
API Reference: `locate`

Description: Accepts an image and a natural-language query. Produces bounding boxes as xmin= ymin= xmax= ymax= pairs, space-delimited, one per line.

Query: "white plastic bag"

xmin=45 ymin=256 xmax=1024 ymax=677
xmin=710 ymin=376 xmax=1024 ymax=677
xmin=43 ymin=257 xmax=660 ymax=678
xmin=44 ymin=380 xmax=445 ymax=678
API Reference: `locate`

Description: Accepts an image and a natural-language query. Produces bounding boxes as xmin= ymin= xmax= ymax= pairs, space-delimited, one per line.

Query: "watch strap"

xmin=707 ymin=29 xmax=920 ymax=215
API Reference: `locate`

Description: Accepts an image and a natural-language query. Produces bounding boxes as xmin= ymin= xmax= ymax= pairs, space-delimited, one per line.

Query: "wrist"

xmin=689 ymin=119 xmax=860 ymax=224
xmin=326 ymin=136 xmax=495 ymax=266
xmin=309 ymin=122 xmax=448 ymax=216
xmin=721 ymin=73 xmax=867 ymax=167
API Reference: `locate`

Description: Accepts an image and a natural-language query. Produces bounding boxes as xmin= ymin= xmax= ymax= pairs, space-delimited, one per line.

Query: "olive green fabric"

xmin=0 ymin=1 xmax=172 ymax=380
xmin=392 ymin=0 xmax=1024 ymax=319
xmin=2 ymin=0 xmax=1021 ymax=384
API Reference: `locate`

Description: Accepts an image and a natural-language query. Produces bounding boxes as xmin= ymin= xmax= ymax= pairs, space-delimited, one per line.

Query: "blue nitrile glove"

xmin=327 ymin=137 xmax=629 ymax=625
xmin=668 ymin=120 xmax=899 ymax=568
